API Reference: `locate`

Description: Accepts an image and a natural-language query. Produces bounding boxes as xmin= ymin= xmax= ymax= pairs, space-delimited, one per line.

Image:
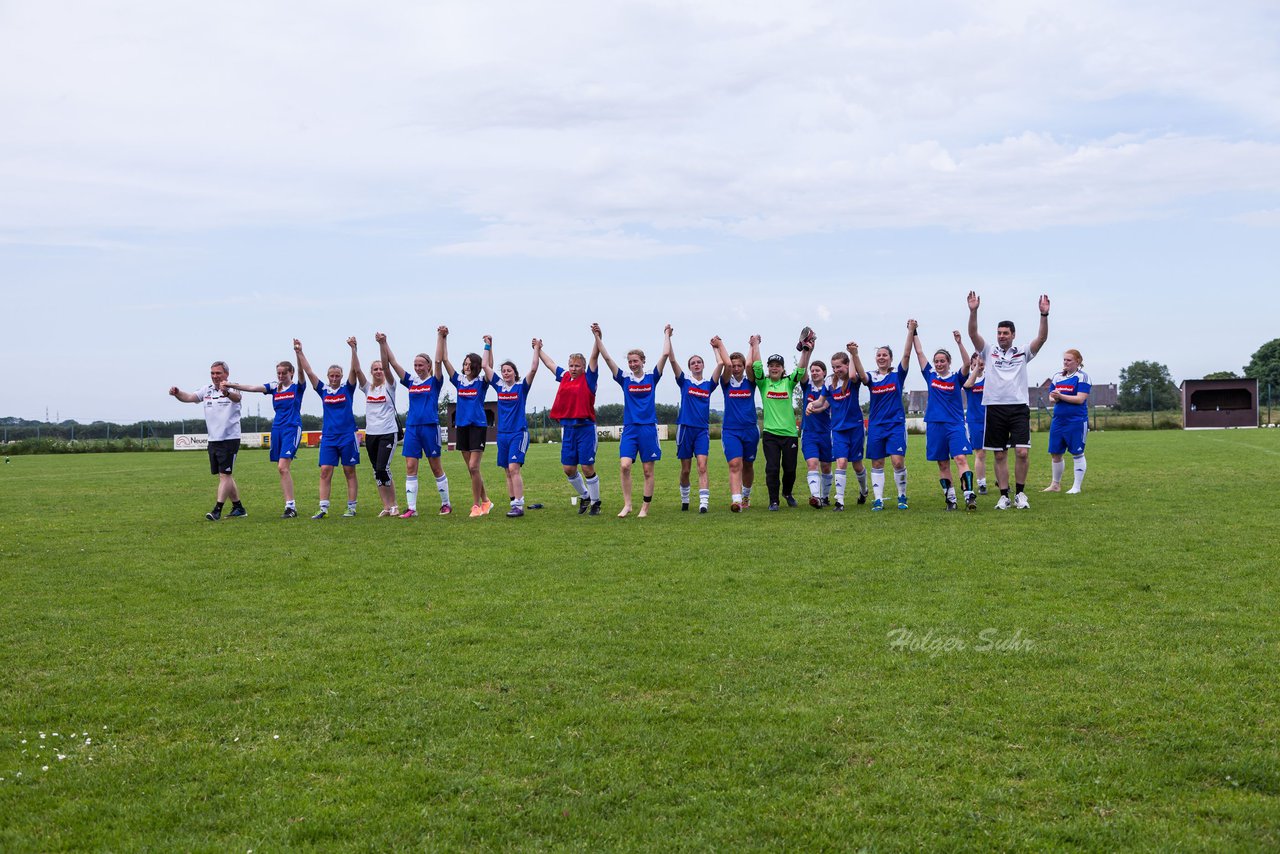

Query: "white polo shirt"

xmin=196 ymin=384 xmax=242 ymax=441
xmin=361 ymin=381 xmax=399 ymax=436
xmin=980 ymin=343 xmax=1036 ymax=406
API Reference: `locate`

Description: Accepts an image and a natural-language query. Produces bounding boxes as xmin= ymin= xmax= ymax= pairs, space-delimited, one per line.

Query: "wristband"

xmin=1041 ymin=312 xmax=1049 ymax=317
xmin=484 ymin=344 xmax=491 ymax=350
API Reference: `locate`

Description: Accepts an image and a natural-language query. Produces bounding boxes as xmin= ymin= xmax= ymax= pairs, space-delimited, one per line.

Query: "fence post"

xmin=1149 ymin=385 xmax=1155 ymax=429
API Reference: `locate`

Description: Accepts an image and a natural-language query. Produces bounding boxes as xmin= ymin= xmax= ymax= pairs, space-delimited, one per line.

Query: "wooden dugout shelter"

xmin=1181 ymin=378 xmax=1259 ymax=429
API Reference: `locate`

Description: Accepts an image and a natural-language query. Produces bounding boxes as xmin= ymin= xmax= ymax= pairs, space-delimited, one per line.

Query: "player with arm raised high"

xmin=539 ymin=331 xmax=603 ymax=516
xmin=485 ymin=334 xmax=541 ymax=517
xmin=442 ymin=326 xmax=492 ymax=518
xmin=856 ymin=321 xmax=915 ymax=510
xmin=752 ymin=331 xmax=812 ymax=510
xmin=596 ymin=323 xmax=665 ymax=518
xmin=378 ymin=330 xmax=451 ymax=518
xmin=913 ymin=328 xmax=976 ymax=510
xmin=359 ymin=344 xmax=399 ymax=517
xmin=296 ymin=337 xmax=360 ymax=519
xmin=968 ymin=291 xmax=1050 ymax=509
xmin=222 ymin=352 xmax=305 ymax=517
xmin=711 ymin=335 xmax=759 ymax=512
xmin=826 ymin=343 xmax=869 ymax=510
xmin=666 ymin=324 xmax=720 ymax=514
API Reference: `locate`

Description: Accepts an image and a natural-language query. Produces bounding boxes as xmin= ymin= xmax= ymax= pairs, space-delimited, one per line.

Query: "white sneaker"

xmin=1014 ymin=493 xmax=1031 ymax=510
xmin=995 ymin=495 xmax=1012 ymax=510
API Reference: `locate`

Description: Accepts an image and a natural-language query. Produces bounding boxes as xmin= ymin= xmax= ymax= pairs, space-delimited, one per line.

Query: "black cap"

xmin=767 ymin=353 xmax=785 ymax=365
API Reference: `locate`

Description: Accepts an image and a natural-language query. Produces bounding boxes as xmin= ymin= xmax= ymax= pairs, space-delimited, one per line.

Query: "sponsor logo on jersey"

xmin=688 ymin=387 xmax=711 ymax=399
xmin=367 ymin=395 xmax=388 ymax=404
xmin=408 ymin=383 xmax=435 ymax=393
xmin=871 ymin=383 xmax=898 ymax=395
xmin=458 ymin=388 xmax=478 ymax=398
xmin=1055 ymin=383 xmax=1076 ymax=393
xmin=273 ymin=391 xmax=296 ymax=402
xmin=728 ymin=389 xmax=753 ymax=399
xmin=498 ymin=392 xmax=521 ymax=401
xmin=766 ymin=390 xmax=790 ymax=399
xmin=628 ymin=384 xmax=652 ymax=394
xmin=831 ymin=388 xmax=851 ymax=401
xmin=324 ymin=394 xmax=348 ymax=404
xmin=931 ymin=379 xmax=956 ymax=392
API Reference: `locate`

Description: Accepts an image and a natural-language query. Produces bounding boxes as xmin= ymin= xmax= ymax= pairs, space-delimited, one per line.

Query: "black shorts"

xmin=984 ymin=404 xmax=1031 ymax=450
xmin=455 ymin=425 xmax=487 ymax=453
xmin=208 ymin=439 xmax=240 ymax=475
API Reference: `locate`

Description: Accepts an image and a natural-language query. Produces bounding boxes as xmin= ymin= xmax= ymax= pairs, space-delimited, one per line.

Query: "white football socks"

xmin=871 ymin=469 xmax=885 ymax=500
xmin=834 ymin=470 xmax=847 ymax=503
xmin=807 ymin=471 xmax=821 ymax=498
xmin=1072 ymin=455 xmax=1086 ymax=491
xmin=405 ymin=476 xmax=418 ymax=511
xmin=1051 ymin=458 xmax=1065 ymax=485
xmin=893 ymin=466 xmax=908 ymax=498
xmin=436 ymin=474 xmax=450 ymax=506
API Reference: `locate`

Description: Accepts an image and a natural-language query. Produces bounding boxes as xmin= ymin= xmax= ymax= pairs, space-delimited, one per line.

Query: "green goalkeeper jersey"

xmin=752 ymin=360 xmax=804 ymax=437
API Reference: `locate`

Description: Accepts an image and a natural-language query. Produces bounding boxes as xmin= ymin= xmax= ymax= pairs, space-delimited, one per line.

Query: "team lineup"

xmin=169 ymin=291 xmax=1093 ymax=521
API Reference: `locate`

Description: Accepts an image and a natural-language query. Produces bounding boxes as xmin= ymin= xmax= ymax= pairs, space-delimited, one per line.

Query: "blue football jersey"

xmin=615 ymin=369 xmax=661 ymax=425
xmin=401 ymin=372 xmax=442 ymax=426
xmin=263 ymin=381 xmax=304 ymax=430
xmin=451 ymin=372 xmax=490 ymax=428
xmin=315 ymin=380 xmax=357 ymax=440
xmin=922 ymin=366 xmax=966 ymax=425
xmin=866 ymin=366 xmax=908 ymax=430
xmin=720 ymin=374 xmax=758 ymax=431
xmin=965 ymin=378 xmax=985 ymax=425
xmin=490 ymin=376 xmax=530 ymax=433
xmin=1050 ymin=370 xmax=1092 ymax=424
xmin=826 ymin=377 xmax=863 ymax=431
xmin=677 ymin=374 xmax=714 ymax=428
xmin=800 ymin=381 xmax=831 ymax=434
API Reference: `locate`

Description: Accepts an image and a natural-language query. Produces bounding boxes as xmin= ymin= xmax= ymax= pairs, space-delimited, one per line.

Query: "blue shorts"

xmin=402 ymin=423 xmax=442 ymax=459
xmin=496 ymin=431 xmax=530 ymax=467
xmin=270 ymin=425 xmax=301 ymax=462
xmin=801 ymin=429 xmax=832 ymax=463
xmin=865 ymin=424 xmax=907 ymax=460
xmin=676 ymin=425 xmax=709 ymax=459
xmin=831 ymin=425 xmax=865 ymax=462
xmin=560 ymin=424 xmax=598 ymax=467
xmin=319 ymin=434 xmax=360 ymax=467
xmin=1048 ymin=420 xmax=1088 ymax=456
xmin=925 ymin=421 xmax=973 ymax=461
xmin=620 ymin=424 xmax=662 ymax=462
xmin=721 ymin=425 xmax=759 ymax=463
xmin=967 ymin=419 xmax=985 ymax=451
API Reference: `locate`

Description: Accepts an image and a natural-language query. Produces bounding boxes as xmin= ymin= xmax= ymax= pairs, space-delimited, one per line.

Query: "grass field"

xmin=1 ymin=430 xmax=1278 ymax=851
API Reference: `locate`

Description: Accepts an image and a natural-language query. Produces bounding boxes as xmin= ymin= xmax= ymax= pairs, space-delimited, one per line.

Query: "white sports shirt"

xmin=361 ymin=381 xmax=399 ymax=436
xmin=196 ymin=384 xmax=242 ymax=441
xmin=980 ymin=343 xmax=1036 ymax=406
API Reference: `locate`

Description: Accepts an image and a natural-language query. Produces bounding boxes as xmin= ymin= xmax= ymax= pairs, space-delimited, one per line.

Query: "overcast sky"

xmin=2 ymin=1 xmax=1278 ymax=423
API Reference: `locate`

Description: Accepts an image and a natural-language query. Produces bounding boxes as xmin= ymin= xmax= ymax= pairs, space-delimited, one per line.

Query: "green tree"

xmin=1118 ymin=360 xmax=1178 ymax=411
xmin=1203 ymin=371 xmax=1240 ymax=380
xmin=1243 ymin=338 xmax=1280 ymax=393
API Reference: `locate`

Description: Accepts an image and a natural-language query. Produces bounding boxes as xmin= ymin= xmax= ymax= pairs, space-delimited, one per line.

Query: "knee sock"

xmin=585 ymin=475 xmax=600 ymax=502
xmin=871 ymin=469 xmax=885 ymax=500
xmin=1072 ymin=455 xmax=1087 ymax=490
xmin=436 ymin=474 xmax=450 ymax=506
xmin=699 ymin=489 xmax=709 ymax=508
xmin=894 ymin=467 xmax=908 ymax=498
xmin=567 ymin=472 xmax=588 ymax=499
xmin=821 ymin=472 xmax=833 ymax=498
xmin=680 ymin=484 xmax=691 ymax=504
xmin=855 ymin=469 xmax=868 ymax=495
xmin=1051 ymin=458 xmax=1065 ymax=484
xmin=807 ymin=471 xmax=821 ymax=498
xmin=405 ymin=475 xmax=418 ymax=511
xmin=834 ymin=470 xmax=847 ymax=502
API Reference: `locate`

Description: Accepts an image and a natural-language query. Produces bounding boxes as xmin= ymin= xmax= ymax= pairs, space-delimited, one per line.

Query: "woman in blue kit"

xmin=295 ymin=337 xmax=361 ymax=519
xmin=594 ymin=322 xmax=665 ymax=518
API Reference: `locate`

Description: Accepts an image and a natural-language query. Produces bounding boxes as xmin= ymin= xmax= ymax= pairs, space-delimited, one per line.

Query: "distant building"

xmin=1181 ymin=378 xmax=1259 ymax=429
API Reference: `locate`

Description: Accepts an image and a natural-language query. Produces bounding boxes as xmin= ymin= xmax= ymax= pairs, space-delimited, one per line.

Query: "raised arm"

xmin=711 ymin=335 xmax=731 ymax=369
xmin=901 ymin=320 xmax=917 ymax=371
xmin=588 ymin=336 xmax=600 ymax=373
xmin=1029 ymin=294 xmax=1050 ymax=357
xmin=347 ymin=337 xmax=363 ymax=388
xmin=911 ymin=325 xmax=927 ymax=370
xmin=848 ymin=341 xmax=870 ymax=385
xmin=796 ymin=330 xmax=814 ymax=375
xmin=663 ymin=324 xmax=681 ymax=379
xmin=376 ymin=332 xmax=405 ymax=381
xmin=295 ymin=339 xmax=320 ymax=388
xmin=481 ymin=335 xmax=495 ymax=383
xmin=592 ymin=323 xmax=619 ymax=376
xmin=168 ymin=385 xmax=200 ymax=403
xmin=952 ymin=330 xmax=971 ymax=376
xmin=964 ymin=355 xmax=983 ymax=389
xmin=748 ymin=334 xmax=762 ymax=367
xmin=537 ymin=342 xmax=559 ymax=374
xmin=967 ymin=291 xmax=985 ymax=352
xmin=527 ymin=338 xmax=542 ymax=385
xmin=437 ymin=326 xmax=456 ymax=378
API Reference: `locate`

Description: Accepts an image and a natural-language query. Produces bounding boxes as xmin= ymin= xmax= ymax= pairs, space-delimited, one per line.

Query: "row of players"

xmin=169 ymin=292 xmax=1091 ymax=520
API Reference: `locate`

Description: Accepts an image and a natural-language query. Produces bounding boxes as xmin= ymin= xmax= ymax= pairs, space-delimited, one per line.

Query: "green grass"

xmin=1 ymin=430 xmax=1278 ymax=851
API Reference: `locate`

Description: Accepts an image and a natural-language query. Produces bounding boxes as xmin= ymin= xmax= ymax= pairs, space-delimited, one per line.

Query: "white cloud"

xmin=2 ymin=1 xmax=1278 ymax=251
